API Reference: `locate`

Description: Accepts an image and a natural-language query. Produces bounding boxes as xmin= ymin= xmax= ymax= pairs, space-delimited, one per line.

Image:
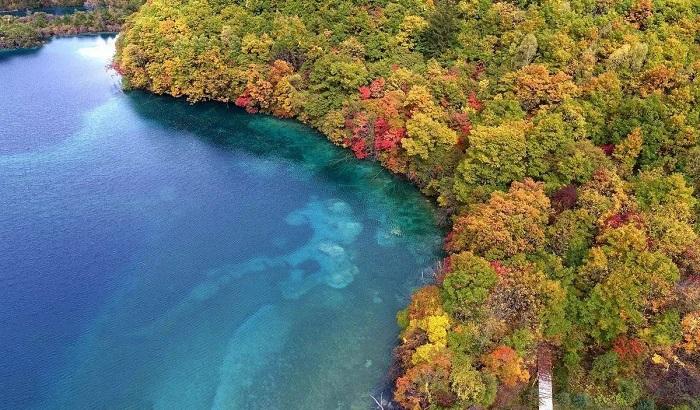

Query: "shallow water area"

xmin=0 ymin=36 xmax=442 ymax=409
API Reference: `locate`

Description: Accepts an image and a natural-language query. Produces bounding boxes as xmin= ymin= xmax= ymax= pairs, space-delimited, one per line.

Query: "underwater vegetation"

xmin=0 ymin=36 xmax=444 ymax=409
xmin=113 ymin=0 xmax=700 ymax=406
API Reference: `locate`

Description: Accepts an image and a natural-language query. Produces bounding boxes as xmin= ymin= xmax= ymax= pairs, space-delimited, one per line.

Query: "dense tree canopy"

xmin=110 ymin=0 xmax=700 ymax=407
xmin=0 ymin=0 xmax=142 ymax=49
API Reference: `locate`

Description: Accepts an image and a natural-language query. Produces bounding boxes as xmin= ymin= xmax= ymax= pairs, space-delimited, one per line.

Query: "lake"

xmin=0 ymin=36 xmax=442 ymax=409
xmin=0 ymin=6 xmax=85 ymax=17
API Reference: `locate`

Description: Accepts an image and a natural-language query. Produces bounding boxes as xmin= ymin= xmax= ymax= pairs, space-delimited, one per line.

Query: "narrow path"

xmin=538 ymin=344 xmax=553 ymax=410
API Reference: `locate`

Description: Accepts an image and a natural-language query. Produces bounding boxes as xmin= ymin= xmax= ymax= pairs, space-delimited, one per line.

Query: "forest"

xmin=0 ymin=0 xmax=142 ymax=49
xmin=113 ymin=0 xmax=698 ymax=408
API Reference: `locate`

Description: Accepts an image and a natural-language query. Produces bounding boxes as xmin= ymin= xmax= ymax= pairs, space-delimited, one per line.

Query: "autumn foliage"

xmin=114 ymin=0 xmax=700 ymax=406
xmin=483 ymin=346 xmax=530 ymax=387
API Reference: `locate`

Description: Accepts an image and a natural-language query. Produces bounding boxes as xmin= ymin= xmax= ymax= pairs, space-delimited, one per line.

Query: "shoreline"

xmin=0 ymin=0 xmax=137 ymax=51
xmin=0 ymin=31 xmax=119 ymax=52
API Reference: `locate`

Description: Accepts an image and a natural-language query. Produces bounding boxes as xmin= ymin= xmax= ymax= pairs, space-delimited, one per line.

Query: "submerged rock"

xmin=212 ymin=305 xmax=291 ymax=409
xmin=285 ymin=198 xmax=363 ymax=245
xmin=375 ymin=227 xmax=397 ymax=248
xmin=279 ymin=199 xmax=363 ymax=297
xmin=134 ymin=198 xmax=365 ymax=336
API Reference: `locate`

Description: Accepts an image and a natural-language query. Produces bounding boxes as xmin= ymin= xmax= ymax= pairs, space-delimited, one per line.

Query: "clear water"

xmin=0 ymin=6 xmax=85 ymax=16
xmin=0 ymin=36 xmax=442 ymax=409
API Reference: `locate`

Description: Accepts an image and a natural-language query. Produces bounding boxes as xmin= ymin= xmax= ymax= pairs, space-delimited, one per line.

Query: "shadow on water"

xmin=124 ymin=91 xmax=366 ymax=181
xmin=123 ymin=91 xmax=444 ymax=237
xmin=0 ymin=46 xmax=41 ymax=62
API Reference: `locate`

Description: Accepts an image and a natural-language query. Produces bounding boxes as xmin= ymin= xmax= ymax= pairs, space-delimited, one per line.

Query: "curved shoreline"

xmin=0 ymin=35 xmax=445 ymax=408
xmin=9 ymin=0 xmax=700 ymax=401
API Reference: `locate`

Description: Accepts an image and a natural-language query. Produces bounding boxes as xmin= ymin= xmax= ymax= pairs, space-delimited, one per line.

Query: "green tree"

xmin=454 ymin=121 xmax=527 ymax=202
xmin=441 ymin=252 xmax=498 ymax=321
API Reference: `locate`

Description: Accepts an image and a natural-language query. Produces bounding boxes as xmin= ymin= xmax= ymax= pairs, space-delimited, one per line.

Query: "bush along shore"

xmin=113 ymin=0 xmax=698 ymax=408
xmin=0 ymin=0 xmax=143 ymax=49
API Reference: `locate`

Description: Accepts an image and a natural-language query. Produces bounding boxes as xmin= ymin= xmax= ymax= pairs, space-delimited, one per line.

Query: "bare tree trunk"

xmin=538 ymin=344 xmax=553 ymax=410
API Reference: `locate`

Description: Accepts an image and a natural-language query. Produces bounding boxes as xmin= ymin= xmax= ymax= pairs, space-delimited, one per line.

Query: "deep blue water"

xmin=0 ymin=36 xmax=442 ymax=409
xmin=0 ymin=6 xmax=85 ymax=16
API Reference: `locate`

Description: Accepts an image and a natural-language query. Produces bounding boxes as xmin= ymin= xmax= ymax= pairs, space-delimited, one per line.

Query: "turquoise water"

xmin=0 ymin=36 xmax=442 ymax=409
xmin=0 ymin=6 xmax=86 ymax=16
